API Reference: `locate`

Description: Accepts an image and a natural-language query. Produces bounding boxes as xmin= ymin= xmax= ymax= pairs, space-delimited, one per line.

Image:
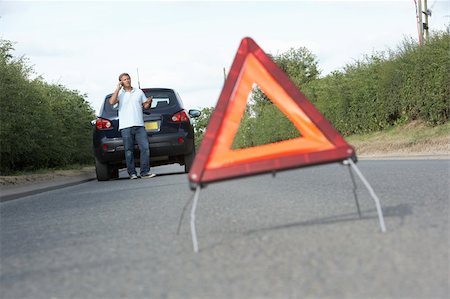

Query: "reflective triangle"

xmin=189 ymin=37 xmax=355 ymax=187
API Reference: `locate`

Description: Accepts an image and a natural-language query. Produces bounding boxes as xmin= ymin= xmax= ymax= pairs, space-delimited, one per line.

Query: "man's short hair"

xmin=118 ymin=73 xmax=130 ymax=81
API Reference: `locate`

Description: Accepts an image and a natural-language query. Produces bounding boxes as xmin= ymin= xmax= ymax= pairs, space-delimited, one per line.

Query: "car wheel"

xmin=109 ymin=167 xmax=119 ymax=179
xmin=95 ymin=158 xmax=110 ymax=181
xmin=184 ymin=148 xmax=196 ymax=173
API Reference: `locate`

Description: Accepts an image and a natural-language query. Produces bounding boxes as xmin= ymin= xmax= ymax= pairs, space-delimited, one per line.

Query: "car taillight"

xmin=96 ymin=118 xmax=112 ymax=130
xmin=171 ymin=110 xmax=189 ymax=122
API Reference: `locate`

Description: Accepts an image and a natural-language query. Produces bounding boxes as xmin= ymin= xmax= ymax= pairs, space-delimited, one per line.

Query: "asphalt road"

xmin=1 ymin=160 xmax=448 ymax=299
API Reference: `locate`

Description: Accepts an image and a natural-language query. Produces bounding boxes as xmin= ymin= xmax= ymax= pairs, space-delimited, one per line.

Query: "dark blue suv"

xmin=93 ymin=88 xmax=201 ymax=181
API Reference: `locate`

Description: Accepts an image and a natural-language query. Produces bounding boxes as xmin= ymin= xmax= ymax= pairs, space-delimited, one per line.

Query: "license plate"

xmin=145 ymin=121 xmax=158 ymax=131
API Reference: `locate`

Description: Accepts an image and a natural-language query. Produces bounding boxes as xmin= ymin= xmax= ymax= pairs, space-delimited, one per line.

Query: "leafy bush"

xmin=313 ymin=29 xmax=449 ymax=135
xmin=0 ymin=39 xmax=95 ymax=174
xmin=191 ymin=106 xmax=214 ymax=149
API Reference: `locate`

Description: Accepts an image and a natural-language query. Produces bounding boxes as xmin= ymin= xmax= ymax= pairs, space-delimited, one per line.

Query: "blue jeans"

xmin=120 ymin=126 xmax=150 ymax=176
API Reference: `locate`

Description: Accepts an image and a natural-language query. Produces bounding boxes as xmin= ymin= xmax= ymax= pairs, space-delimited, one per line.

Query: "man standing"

xmin=109 ymin=73 xmax=156 ymax=179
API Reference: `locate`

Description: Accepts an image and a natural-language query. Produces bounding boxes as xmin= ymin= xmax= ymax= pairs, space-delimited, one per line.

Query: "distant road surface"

xmin=1 ymin=160 xmax=448 ymax=299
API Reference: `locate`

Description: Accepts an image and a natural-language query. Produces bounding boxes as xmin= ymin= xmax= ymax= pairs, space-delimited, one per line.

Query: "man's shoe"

xmin=130 ymin=174 xmax=139 ymax=180
xmin=141 ymin=173 xmax=156 ymax=179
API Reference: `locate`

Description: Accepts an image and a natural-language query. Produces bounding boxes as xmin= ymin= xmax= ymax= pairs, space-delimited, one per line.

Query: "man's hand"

xmin=143 ymin=96 xmax=153 ymax=109
xmin=109 ymin=82 xmax=123 ymax=105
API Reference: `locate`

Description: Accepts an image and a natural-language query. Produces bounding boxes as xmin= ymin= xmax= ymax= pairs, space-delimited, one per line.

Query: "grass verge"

xmin=346 ymin=121 xmax=449 ymax=157
xmin=0 ymin=164 xmax=94 ymax=186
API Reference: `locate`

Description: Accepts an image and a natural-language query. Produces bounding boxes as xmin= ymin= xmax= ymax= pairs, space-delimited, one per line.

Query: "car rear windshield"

xmin=103 ymin=89 xmax=178 ymax=115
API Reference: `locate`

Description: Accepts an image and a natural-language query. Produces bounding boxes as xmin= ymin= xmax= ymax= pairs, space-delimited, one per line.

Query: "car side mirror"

xmin=188 ymin=109 xmax=201 ymax=118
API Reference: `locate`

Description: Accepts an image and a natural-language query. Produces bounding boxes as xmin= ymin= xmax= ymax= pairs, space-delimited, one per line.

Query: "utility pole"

xmin=418 ymin=0 xmax=423 ymax=45
xmin=416 ymin=0 xmax=431 ymax=45
xmin=423 ymin=0 xmax=430 ymax=43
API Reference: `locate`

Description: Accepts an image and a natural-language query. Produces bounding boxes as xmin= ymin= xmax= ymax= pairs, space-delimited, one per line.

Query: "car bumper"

xmin=94 ymin=132 xmax=194 ymax=165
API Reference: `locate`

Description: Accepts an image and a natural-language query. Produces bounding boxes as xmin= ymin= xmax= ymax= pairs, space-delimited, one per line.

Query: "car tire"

xmin=184 ymin=148 xmax=196 ymax=173
xmin=110 ymin=167 xmax=119 ymax=179
xmin=95 ymin=158 xmax=110 ymax=181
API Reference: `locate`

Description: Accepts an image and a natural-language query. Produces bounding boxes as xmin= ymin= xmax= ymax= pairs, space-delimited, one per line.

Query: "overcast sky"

xmin=1 ymin=0 xmax=449 ymax=113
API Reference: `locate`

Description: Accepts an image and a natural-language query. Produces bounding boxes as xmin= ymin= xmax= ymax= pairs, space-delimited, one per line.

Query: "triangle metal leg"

xmin=347 ymin=163 xmax=362 ymax=218
xmin=343 ymin=158 xmax=386 ymax=232
xmin=190 ymin=186 xmax=201 ymax=252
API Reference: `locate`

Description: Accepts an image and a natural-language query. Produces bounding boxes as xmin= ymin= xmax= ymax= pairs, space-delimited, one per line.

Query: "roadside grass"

xmin=346 ymin=121 xmax=450 ymax=156
xmin=0 ymin=164 xmax=94 ymax=185
xmin=2 ymin=163 xmax=93 ymax=176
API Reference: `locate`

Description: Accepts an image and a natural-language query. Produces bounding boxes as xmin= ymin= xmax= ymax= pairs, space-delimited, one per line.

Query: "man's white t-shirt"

xmin=116 ymin=88 xmax=147 ymax=130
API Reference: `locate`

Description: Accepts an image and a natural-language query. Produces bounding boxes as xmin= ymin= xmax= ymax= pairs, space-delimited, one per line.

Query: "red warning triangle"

xmin=189 ymin=37 xmax=355 ymax=187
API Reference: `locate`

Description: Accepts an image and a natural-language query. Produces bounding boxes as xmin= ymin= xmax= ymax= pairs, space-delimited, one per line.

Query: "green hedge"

xmin=0 ymin=39 xmax=95 ymax=174
xmin=308 ymin=29 xmax=449 ymax=135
